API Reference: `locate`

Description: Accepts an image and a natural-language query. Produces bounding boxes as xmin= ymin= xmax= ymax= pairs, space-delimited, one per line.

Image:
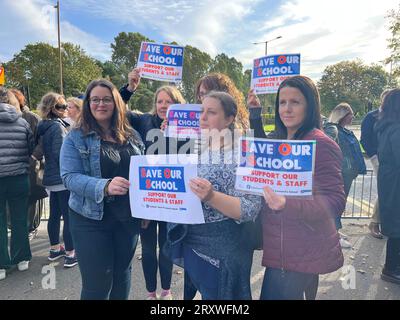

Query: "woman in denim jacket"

xmin=60 ymin=79 xmax=144 ymax=300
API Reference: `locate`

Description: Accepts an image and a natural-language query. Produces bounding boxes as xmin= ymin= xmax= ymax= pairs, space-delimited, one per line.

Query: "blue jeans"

xmin=260 ymin=268 xmax=319 ymax=300
xmin=183 ymin=245 xmax=219 ymax=300
xmin=140 ymin=221 xmax=173 ymax=292
xmin=69 ymin=209 xmax=139 ymax=300
xmin=48 ymin=190 xmax=73 ymax=251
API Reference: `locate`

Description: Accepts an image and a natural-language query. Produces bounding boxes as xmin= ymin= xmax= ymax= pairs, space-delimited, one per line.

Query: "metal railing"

xmin=39 ymin=170 xmax=376 ymax=222
xmin=343 ymin=169 xmax=376 ymax=219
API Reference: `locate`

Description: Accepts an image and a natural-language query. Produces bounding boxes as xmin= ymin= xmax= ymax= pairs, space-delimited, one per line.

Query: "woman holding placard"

xmin=166 ymin=91 xmax=261 ymax=300
xmin=137 ymin=86 xmax=186 ymax=300
xmin=60 ymin=79 xmax=144 ymax=300
xmin=247 ymin=75 xmax=345 ymax=300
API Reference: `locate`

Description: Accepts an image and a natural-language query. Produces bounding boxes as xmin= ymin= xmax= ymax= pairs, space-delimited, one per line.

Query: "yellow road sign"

xmin=0 ymin=67 xmax=5 ymax=85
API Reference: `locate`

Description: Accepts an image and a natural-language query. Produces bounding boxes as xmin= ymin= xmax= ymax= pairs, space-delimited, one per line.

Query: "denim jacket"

xmin=60 ymin=128 xmax=144 ymax=220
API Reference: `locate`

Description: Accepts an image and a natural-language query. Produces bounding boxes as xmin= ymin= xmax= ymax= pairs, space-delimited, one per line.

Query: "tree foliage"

xmin=386 ymin=4 xmax=400 ymax=84
xmin=5 ymin=42 xmax=102 ymax=108
xmin=318 ymin=60 xmax=388 ymax=116
xmin=181 ymin=45 xmax=212 ymax=102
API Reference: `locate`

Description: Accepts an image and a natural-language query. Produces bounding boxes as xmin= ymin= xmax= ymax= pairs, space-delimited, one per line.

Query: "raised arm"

xmin=247 ymin=89 xmax=267 ymax=139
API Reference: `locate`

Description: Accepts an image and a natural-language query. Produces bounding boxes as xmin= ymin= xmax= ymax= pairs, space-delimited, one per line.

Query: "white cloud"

xmin=1 ymin=0 xmax=398 ymax=82
xmin=64 ymin=0 xmax=259 ymax=56
xmin=235 ymin=0 xmax=399 ymax=79
xmin=0 ymin=0 xmax=110 ymax=62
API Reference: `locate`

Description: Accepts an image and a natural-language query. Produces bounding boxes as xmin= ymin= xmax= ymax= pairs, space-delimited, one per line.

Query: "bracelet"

xmin=104 ymin=179 xmax=112 ymax=196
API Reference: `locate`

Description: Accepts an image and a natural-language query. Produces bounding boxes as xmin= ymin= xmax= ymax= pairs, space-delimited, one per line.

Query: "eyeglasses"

xmin=55 ymin=104 xmax=68 ymax=111
xmin=198 ymin=91 xmax=208 ymax=100
xmin=89 ymin=97 xmax=114 ymax=105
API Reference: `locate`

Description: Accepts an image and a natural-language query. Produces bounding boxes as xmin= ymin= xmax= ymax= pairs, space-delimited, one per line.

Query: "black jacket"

xmin=0 ymin=103 xmax=34 ymax=178
xmin=376 ymin=119 xmax=400 ymax=238
xmin=121 ymin=85 xmax=194 ymax=155
xmin=360 ymin=109 xmax=379 ymax=158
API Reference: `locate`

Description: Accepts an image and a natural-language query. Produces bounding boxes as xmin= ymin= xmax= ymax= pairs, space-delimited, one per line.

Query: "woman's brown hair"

xmin=195 ymin=73 xmax=249 ymax=131
xmin=78 ymin=79 xmax=133 ymax=144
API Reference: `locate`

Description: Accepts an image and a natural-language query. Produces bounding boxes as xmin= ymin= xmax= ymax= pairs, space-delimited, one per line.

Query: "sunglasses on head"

xmin=55 ymin=104 xmax=68 ymax=111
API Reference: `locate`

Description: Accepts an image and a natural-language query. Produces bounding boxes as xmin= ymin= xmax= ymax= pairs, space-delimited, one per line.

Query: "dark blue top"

xmin=360 ymin=109 xmax=379 ymax=158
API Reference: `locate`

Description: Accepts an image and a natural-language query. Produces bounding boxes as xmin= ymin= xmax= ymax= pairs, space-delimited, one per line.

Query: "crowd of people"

xmin=0 ymin=69 xmax=399 ymax=299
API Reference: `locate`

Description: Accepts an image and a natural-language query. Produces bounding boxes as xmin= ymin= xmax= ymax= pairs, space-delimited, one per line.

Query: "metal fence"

xmin=342 ymin=169 xmax=376 ymax=219
xmin=40 ymin=170 xmax=377 ymax=222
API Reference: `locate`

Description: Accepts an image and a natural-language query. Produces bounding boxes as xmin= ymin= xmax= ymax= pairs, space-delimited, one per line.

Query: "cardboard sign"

xmin=129 ymin=154 xmax=204 ymax=224
xmin=251 ymin=54 xmax=301 ymax=94
xmin=235 ymin=137 xmax=316 ymax=196
xmin=164 ymin=104 xmax=201 ymax=139
xmin=137 ymin=42 xmax=184 ymax=83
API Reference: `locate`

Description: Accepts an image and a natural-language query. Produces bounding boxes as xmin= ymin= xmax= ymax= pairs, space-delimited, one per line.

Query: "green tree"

xmin=210 ymin=53 xmax=248 ymax=95
xmin=109 ymin=32 xmax=152 ymax=89
xmin=318 ymin=60 xmax=388 ymax=116
xmin=181 ymin=45 xmax=212 ymax=102
xmin=386 ymin=4 xmax=400 ymax=85
xmin=5 ymin=42 xmax=102 ymax=108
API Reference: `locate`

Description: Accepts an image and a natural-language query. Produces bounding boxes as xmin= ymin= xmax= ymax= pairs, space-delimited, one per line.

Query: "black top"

xmin=360 ymin=109 xmax=379 ymax=158
xmin=100 ymin=139 xmax=141 ymax=221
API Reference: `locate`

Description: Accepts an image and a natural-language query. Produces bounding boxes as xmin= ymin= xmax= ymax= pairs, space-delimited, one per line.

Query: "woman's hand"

xmin=247 ymin=89 xmax=261 ymax=109
xmin=190 ymin=178 xmax=215 ymax=202
xmin=127 ymin=67 xmax=141 ymax=92
xmin=263 ymin=186 xmax=286 ymax=211
xmin=160 ymin=119 xmax=168 ymax=132
xmin=141 ymin=219 xmax=151 ymax=229
xmin=106 ymin=177 xmax=130 ymax=196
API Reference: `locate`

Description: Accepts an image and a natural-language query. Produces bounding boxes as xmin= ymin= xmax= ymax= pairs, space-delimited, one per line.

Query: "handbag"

xmin=35 ymin=159 xmax=45 ymax=187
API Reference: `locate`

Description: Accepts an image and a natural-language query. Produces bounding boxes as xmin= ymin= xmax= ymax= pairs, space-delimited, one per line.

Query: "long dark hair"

xmin=379 ymin=88 xmax=400 ymax=123
xmin=78 ymin=79 xmax=133 ymax=144
xmin=274 ymin=75 xmax=321 ymax=140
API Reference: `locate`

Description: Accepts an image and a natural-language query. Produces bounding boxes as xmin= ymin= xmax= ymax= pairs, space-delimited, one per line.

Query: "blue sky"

xmin=0 ymin=0 xmax=398 ymax=80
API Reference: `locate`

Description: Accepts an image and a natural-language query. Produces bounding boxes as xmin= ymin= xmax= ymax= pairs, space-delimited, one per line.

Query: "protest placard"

xmin=137 ymin=42 xmax=184 ymax=83
xmin=129 ymin=154 xmax=204 ymax=224
xmin=235 ymin=137 xmax=316 ymax=196
xmin=164 ymin=104 xmax=201 ymax=139
xmin=250 ymin=54 xmax=301 ymax=94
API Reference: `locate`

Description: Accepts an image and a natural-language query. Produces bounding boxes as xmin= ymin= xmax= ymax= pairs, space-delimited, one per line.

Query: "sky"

xmin=0 ymin=0 xmax=398 ymax=80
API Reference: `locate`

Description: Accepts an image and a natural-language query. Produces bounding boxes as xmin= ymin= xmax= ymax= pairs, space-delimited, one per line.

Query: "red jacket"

xmin=261 ymin=129 xmax=345 ymax=274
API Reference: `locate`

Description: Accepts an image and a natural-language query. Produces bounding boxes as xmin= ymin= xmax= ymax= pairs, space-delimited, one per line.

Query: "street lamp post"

xmin=54 ymin=0 xmax=63 ymax=95
xmin=25 ymin=71 xmax=32 ymax=108
xmin=252 ymin=36 xmax=283 ymax=118
xmin=253 ymin=36 xmax=282 ymax=56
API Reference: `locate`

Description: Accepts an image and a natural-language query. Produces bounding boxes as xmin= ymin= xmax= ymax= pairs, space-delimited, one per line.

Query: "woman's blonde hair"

xmin=78 ymin=79 xmax=134 ymax=144
xmin=38 ymin=92 xmax=65 ymax=119
xmin=66 ymin=97 xmax=83 ymax=111
xmin=151 ymin=86 xmax=185 ymax=115
xmin=0 ymin=87 xmax=20 ymax=111
xmin=328 ymin=102 xmax=353 ymax=126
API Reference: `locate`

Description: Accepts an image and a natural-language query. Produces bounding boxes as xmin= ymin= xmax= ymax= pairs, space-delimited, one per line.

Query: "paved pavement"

xmin=1 ymin=219 xmax=399 ymax=300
